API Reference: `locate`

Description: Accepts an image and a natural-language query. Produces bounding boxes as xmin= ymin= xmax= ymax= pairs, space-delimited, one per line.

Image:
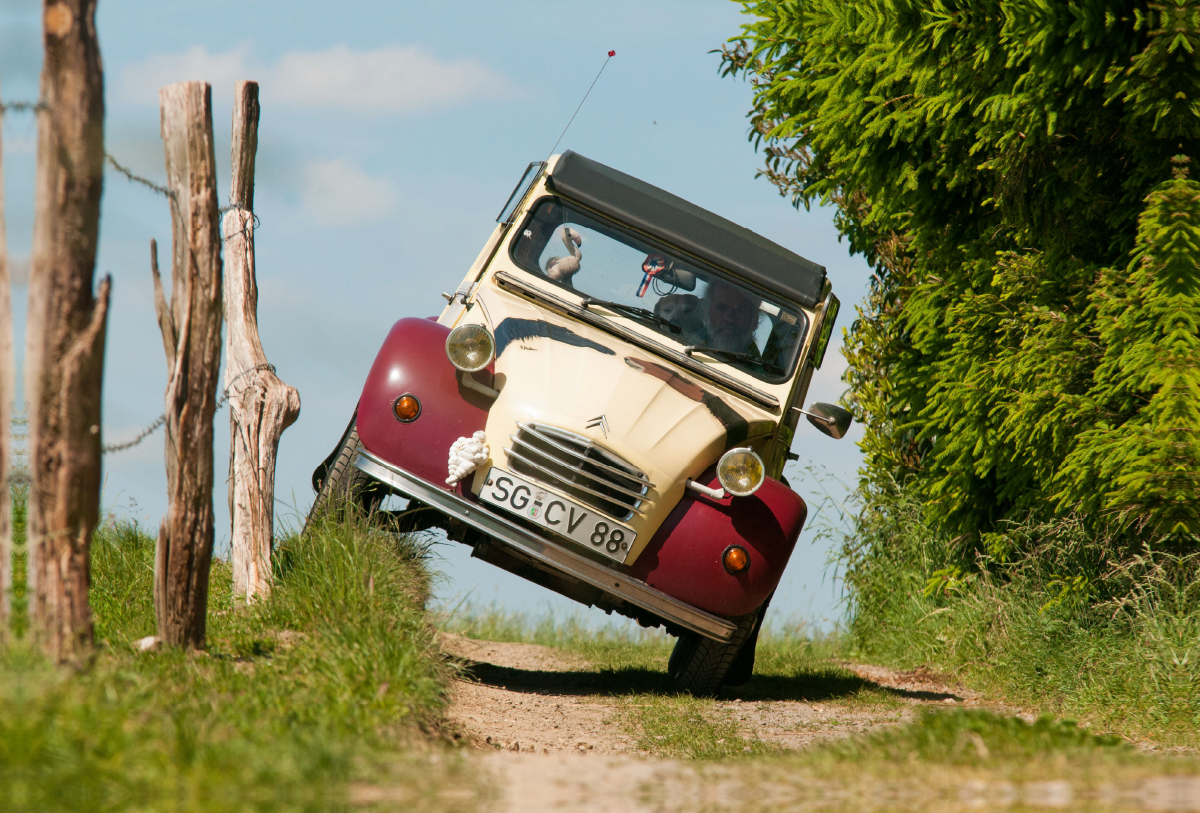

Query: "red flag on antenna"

xmin=608 ymin=50 xmax=616 ymax=57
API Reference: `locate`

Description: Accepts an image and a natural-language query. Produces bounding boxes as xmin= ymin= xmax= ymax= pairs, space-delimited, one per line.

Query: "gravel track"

xmin=439 ymin=634 xmax=1045 ymax=812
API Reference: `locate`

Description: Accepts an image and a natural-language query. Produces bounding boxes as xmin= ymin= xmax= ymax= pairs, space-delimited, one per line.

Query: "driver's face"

xmin=707 ymin=284 xmax=759 ymax=337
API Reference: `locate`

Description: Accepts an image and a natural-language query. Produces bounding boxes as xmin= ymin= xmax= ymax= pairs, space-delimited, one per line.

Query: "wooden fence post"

xmin=152 ymin=81 xmax=223 ymax=649
xmin=0 ymin=81 xmax=13 ymax=630
xmin=224 ymin=81 xmax=299 ymax=602
xmin=26 ymin=0 xmax=110 ymax=663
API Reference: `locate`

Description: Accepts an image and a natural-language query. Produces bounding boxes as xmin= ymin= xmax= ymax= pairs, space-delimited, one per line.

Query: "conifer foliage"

xmin=722 ymin=1 xmax=1200 ymax=553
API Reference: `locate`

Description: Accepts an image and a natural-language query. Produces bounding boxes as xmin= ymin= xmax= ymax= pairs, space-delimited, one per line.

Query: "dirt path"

xmin=443 ymin=635 xmax=1200 ymax=812
xmin=442 ymin=633 xmax=988 ymax=757
xmin=440 ymin=634 xmax=1041 ymax=812
xmin=442 ymin=635 xmax=637 ymax=755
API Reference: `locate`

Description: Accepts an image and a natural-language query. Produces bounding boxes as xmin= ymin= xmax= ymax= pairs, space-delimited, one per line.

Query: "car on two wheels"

xmin=308 ymin=151 xmax=850 ymax=695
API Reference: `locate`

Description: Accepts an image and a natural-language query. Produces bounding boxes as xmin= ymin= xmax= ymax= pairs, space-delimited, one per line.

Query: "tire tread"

xmin=668 ymin=612 xmax=759 ymax=697
xmin=304 ymin=423 xmax=379 ymax=533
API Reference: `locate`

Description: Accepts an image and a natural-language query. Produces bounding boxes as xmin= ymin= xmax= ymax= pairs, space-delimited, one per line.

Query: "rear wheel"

xmin=304 ymin=418 xmax=386 ymax=533
xmin=668 ymin=611 xmax=760 ymax=697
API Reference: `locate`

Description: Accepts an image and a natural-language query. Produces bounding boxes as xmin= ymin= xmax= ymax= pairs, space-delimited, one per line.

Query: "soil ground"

xmin=440 ymin=634 xmax=1055 ymax=812
xmin=442 ymin=633 xmax=995 ymax=756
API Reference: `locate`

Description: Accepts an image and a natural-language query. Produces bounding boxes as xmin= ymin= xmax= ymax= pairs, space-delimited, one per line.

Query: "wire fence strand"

xmin=102 ymin=363 xmax=276 ymax=454
xmin=4 ymin=103 xmax=272 ymax=452
xmin=105 ymin=153 xmax=175 ymax=199
xmin=0 ymin=100 xmax=48 ymax=114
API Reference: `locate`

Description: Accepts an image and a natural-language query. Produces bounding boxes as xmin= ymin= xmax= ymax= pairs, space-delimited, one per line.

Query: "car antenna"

xmin=547 ymin=49 xmax=616 ymax=160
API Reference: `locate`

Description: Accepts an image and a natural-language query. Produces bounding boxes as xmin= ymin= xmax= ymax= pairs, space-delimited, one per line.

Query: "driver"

xmin=703 ymin=280 xmax=761 ymax=355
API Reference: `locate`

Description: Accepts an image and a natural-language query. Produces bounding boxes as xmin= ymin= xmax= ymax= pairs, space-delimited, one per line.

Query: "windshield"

xmin=510 ymin=198 xmax=808 ymax=382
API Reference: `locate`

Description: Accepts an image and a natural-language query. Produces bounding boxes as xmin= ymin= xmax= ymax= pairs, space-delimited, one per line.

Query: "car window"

xmin=509 ymin=198 xmax=807 ymax=382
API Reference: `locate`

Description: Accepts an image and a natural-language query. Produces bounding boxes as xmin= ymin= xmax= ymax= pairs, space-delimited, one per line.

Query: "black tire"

xmin=668 ymin=611 xmax=760 ymax=697
xmin=722 ymin=601 xmax=770 ymax=687
xmin=303 ymin=420 xmax=385 ymax=533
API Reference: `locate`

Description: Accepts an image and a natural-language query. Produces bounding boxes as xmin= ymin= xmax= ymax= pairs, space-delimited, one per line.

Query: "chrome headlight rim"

xmin=445 ymin=323 xmax=495 ymax=373
xmin=717 ymin=447 xmax=765 ymax=497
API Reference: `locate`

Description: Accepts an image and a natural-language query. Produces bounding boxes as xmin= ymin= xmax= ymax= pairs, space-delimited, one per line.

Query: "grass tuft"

xmin=624 ymin=693 xmax=777 ymax=759
xmin=819 ymin=709 xmax=1125 ymax=766
xmin=1 ymin=511 xmax=477 ymax=813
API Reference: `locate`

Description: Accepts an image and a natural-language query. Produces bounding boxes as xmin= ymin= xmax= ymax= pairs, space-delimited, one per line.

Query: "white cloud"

xmin=300 ymin=158 xmax=396 ymax=226
xmin=118 ymin=44 xmax=254 ymax=104
xmin=117 ymin=43 xmax=515 ymax=114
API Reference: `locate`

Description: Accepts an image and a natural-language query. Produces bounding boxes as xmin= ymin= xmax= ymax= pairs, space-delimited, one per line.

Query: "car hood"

xmin=470 ymin=287 xmax=775 ymax=561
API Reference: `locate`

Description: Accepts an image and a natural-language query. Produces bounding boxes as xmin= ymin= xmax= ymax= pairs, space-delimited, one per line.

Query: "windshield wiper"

xmin=580 ymin=298 xmax=681 ymax=335
xmin=684 ymin=345 xmax=783 ymax=376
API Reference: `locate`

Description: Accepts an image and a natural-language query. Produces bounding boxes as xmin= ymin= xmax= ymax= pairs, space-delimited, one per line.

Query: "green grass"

xmin=713 ymin=711 xmax=1198 ymax=813
xmin=623 ymin=693 xmax=778 ymax=759
xmin=815 ymin=709 xmax=1125 ymax=766
xmin=841 ymin=488 xmax=1200 ymax=749
xmin=2 ymin=502 xmax=479 ymax=813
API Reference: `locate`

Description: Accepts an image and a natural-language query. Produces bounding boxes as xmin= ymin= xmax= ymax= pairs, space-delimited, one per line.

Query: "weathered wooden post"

xmin=26 ymin=0 xmax=111 ymax=662
xmin=152 ymin=82 xmax=223 ymax=649
xmin=224 ymin=81 xmax=299 ymax=602
xmin=0 ymin=83 xmax=14 ymax=630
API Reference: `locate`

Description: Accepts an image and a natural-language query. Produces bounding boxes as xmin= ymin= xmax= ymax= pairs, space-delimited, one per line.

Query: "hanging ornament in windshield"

xmin=637 ymin=254 xmax=667 ymax=297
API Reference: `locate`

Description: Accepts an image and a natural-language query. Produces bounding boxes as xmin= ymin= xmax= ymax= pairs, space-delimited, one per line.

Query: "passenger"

xmin=703 ymin=280 xmax=762 ymax=355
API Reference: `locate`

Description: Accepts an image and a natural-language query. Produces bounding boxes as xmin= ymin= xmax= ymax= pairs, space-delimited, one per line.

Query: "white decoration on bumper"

xmin=446 ymin=431 xmax=489 ymax=486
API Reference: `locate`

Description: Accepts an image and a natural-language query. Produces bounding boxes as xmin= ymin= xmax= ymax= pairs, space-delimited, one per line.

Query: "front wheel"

xmin=667 ymin=611 xmax=759 ymax=697
xmin=304 ymin=418 xmax=386 ymax=534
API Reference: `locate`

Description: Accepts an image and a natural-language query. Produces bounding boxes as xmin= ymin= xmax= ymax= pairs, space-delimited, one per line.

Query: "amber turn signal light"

xmin=722 ymin=545 xmax=750 ymax=575
xmin=393 ymin=394 xmax=421 ymax=422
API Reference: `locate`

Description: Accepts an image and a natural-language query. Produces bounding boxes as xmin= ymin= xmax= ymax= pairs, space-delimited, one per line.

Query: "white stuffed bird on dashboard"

xmin=545 ymin=227 xmax=583 ymax=287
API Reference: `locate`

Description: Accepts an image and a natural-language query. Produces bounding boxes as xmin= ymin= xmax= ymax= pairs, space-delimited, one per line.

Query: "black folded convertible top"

xmin=546 ymin=151 xmax=827 ymax=308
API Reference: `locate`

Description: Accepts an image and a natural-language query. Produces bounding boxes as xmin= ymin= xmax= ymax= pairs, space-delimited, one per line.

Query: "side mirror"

xmin=793 ymin=402 xmax=853 ymax=440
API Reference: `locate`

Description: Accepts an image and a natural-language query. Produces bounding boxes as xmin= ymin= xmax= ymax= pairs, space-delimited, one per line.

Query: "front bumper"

xmin=354 ymin=449 xmax=738 ymax=642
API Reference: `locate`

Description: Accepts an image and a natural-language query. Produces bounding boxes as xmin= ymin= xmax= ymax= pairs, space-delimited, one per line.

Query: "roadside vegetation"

xmin=2 ymin=496 xmax=477 ymax=813
xmin=841 ymin=487 xmax=1199 ymax=748
xmin=719 ymin=0 xmax=1200 ymax=746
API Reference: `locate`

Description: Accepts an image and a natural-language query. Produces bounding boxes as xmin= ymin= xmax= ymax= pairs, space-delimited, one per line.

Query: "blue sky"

xmin=1 ymin=0 xmax=871 ymax=628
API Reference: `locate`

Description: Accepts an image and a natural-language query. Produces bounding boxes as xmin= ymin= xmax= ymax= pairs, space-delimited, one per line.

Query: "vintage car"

xmin=308 ymin=151 xmax=850 ymax=695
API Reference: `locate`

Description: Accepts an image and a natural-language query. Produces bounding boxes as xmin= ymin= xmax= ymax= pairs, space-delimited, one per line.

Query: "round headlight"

xmin=717 ymin=447 xmax=765 ymax=497
xmin=445 ymin=323 xmax=495 ymax=372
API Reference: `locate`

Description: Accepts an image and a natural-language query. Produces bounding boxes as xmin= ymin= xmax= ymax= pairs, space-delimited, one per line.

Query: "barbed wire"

xmin=104 ymin=152 xmax=261 ymax=239
xmin=219 ymin=203 xmax=261 ymax=243
xmin=3 ymin=101 xmax=276 ymax=452
xmin=102 ymin=362 xmax=276 ymax=454
xmin=104 ymin=153 xmax=175 ymax=199
xmin=102 ymin=414 xmax=167 ymax=454
xmin=0 ymin=99 xmax=48 ymax=114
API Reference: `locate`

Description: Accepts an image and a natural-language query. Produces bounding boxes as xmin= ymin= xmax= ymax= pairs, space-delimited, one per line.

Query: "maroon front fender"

xmin=356 ymin=317 xmax=492 ymax=490
xmin=626 ymin=470 xmax=807 ymax=617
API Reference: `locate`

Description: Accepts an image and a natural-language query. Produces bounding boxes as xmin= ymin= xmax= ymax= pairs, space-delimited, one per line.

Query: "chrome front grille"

xmin=505 ymin=423 xmax=652 ymax=521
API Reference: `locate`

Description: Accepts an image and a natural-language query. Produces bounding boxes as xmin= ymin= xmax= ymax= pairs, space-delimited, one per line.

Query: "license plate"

xmin=478 ymin=467 xmax=635 ymax=563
